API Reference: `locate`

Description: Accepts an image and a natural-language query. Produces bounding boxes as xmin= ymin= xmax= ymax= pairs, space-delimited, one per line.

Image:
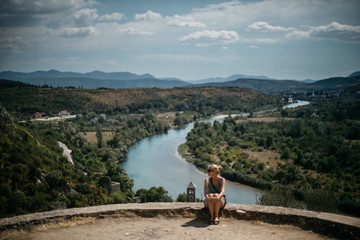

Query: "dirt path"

xmin=2 ymin=216 xmax=330 ymax=240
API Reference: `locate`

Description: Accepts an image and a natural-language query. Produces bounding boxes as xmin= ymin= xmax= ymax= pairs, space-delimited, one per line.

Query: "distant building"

xmin=187 ymin=182 xmax=196 ymax=202
xmin=34 ymin=112 xmax=45 ymax=118
xmin=110 ymin=181 xmax=121 ymax=193
xmin=59 ymin=110 xmax=70 ymax=117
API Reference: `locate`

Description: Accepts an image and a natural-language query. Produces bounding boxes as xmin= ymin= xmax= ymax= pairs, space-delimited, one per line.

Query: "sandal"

xmin=214 ymin=220 xmax=220 ymax=225
xmin=208 ymin=220 xmax=214 ymax=225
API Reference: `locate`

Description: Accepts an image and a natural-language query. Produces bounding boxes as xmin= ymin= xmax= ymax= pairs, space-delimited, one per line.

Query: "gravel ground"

xmin=1 ymin=216 xmax=331 ymax=240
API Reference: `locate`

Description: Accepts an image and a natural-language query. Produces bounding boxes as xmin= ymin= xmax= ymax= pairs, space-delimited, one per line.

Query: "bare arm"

xmin=204 ymin=178 xmax=210 ymax=198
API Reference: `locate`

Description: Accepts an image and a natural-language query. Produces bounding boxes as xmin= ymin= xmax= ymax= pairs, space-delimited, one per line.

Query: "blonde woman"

xmin=204 ymin=164 xmax=226 ymax=225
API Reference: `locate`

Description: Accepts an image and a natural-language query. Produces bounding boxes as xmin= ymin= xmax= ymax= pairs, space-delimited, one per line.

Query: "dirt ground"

xmin=2 ymin=216 xmax=331 ymax=240
xmin=242 ymin=149 xmax=282 ymax=169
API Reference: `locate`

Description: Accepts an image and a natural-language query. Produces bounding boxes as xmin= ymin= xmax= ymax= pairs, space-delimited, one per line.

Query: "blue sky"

xmin=1 ymin=0 xmax=359 ymax=80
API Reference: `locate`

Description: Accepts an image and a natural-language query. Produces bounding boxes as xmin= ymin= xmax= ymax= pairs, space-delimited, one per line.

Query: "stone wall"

xmin=0 ymin=203 xmax=359 ymax=239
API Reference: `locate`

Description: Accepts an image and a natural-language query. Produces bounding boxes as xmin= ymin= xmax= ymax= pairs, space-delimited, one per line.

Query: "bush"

xmin=75 ymin=183 xmax=93 ymax=195
xmin=256 ymin=186 xmax=304 ymax=209
xmin=176 ymin=193 xmax=187 ymax=202
xmin=338 ymin=200 xmax=360 ymax=217
xmin=135 ymin=186 xmax=173 ymax=203
xmin=304 ymin=188 xmax=336 ymax=212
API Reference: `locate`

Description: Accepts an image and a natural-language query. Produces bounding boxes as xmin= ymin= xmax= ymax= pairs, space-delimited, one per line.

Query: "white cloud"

xmin=95 ymin=22 xmax=153 ymax=35
xmin=0 ymin=37 xmax=24 ymax=52
xmin=179 ymin=30 xmax=239 ymax=45
xmin=286 ymin=22 xmax=360 ymax=41
xmin=313 ymin=22 xmax=360 ymax=32
xmin=285 ymin=30 xmax=311 ymax=39
xmin=256 ymin=38 xmax=278 ymax=44
xmin=189 ymin=0 xmax=360 ymax=37
xmin=168 ymin=15 xmax=206 ymax=28
xmin=134 ymin=10 xmax=162 ymax=21
xmin=118 ymin=27 xmax=153 ymax=35
xmin=247 ymin=21 xmax=294 ymax=32
xmin=310 ymin=22 xmax=360 ymax=40
xmin=72 ymin=8 xmax=99 ymax=26
xmin=98 ymin=12 xmax=124 ymax=22
xmin=58 ymin=26 xmax=96 ymax=38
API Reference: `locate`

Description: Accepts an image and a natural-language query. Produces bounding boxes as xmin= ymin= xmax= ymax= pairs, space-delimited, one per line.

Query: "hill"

xmin=0 ymin=70 xmax=155 ymax=81
xmin=0 ymin=83 xmax=278 ymax=119
xmin=193 ymin=76 xmax=360 ymax=93
xmin=309 ymin=76 xmax=360 ymax=90
xmin=348 ymin=71 xmax=360 ymax=78
xmin=188 ymin=74 xmax=274 ymax=84
xmin=0 ymin=79 xmax=34 ymax=88
xmin=2 ymin=70 xmax=360 ymax=92
xmin=0 ymin=70 xmax=190 ymax=89
xmin=0 ymin=83 xmax=279 ymax=218
xmin=194 ymin=78 xmax=307 ymax=93
xmin=9 ymin=77 xmax=190 ymax=89
xmin=0 ymin=105 xmax=133 ymax=218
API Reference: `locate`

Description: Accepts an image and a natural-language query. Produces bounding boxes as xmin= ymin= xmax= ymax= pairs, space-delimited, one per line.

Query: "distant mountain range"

xmin=187 ymin=74 xmax=275 ymax=84
xmin=0 ymin=70 xmax=156 ymax=81
xmin=0 ymin=70 xmax=189 ymax=89
xmin=196 ymin=76 xmax=360 ymax=93
xmin=0 ymin=70 xmax=359 ymax=93
xmin=348 ymin=71 xmax=360 ymax=78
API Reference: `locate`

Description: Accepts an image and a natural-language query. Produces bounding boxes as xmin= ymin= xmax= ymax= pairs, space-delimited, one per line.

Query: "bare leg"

xmin=205 ymin=199 xmax=214 ymax=222
xmin=213 ymin=198 xmax=224 ymax=225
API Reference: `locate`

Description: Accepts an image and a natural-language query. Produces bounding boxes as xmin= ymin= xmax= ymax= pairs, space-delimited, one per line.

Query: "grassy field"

xmin=86 ymin=131 xmax=116 ymax=145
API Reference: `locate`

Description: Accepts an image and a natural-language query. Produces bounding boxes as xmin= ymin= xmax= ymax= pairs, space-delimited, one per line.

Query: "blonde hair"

xmin=208 ymin=164 xmax=222 ymax=176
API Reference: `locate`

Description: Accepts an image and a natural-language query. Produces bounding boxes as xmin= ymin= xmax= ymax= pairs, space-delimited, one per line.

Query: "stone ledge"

xmin=1 ymin=203 xmax=359 ymax=239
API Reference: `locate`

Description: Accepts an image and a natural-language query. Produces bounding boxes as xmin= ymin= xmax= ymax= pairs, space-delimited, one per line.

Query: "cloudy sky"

xmin=1 ymin=0 xmax=360 ymax=80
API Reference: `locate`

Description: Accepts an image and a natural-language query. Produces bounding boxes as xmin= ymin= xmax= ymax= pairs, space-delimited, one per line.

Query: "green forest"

xmin=0 ymin=80 xmax=277 ymax=218
xmin=180 ymin=96 xmax=360 ymax=215
xmin=1 ymin=79 xmax=359 ymax=218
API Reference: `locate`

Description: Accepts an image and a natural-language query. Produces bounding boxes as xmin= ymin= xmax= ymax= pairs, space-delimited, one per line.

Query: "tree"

xmin=96 ymin=126 xmax=103 ymax=148
xmin=135 ymin=186 xmax=173 ymax=203
xmin=176 ymin=192 xmax=187 ymax=202
xmin=281 ymin=147 xmax=290 ymax=159
xmin=266 ymin=136 xmax=273 ymax=148
xmin=98 ymin=114 xmax=107 ymax=123
xmin=75 ymin=132 xmax=86 ymax=148
xmin=98 ymin=176 xmax=111 ymax=190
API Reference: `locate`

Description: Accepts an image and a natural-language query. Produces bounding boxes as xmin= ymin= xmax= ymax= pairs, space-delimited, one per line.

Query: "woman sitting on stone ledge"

xmin=204 ymin=164 xmax=226 ymax=225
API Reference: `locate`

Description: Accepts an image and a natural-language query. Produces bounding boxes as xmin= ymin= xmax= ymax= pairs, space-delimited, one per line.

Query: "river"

xmin=282 ymin=100 xmax=310 ymax=109
xmin=120 ymin=100 xmax=310 ymax=204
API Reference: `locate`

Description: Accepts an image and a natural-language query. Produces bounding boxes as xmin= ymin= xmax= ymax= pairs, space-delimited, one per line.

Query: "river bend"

xmin=120 ymin=100 xmax=310 ymax=204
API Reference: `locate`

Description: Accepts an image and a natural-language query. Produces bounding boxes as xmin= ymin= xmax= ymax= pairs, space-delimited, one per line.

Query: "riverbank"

xmin=177 ymin=115 xmax=297 ymax=190
xmin=175 ymin=101 xmax=311 ymax=190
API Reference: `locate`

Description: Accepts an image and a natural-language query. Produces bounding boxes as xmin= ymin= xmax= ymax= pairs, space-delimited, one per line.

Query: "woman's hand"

xmin=207 ymin=193 xmax=216 ymax=199
xmin=206 ymin=193 xmax=221 ymax=200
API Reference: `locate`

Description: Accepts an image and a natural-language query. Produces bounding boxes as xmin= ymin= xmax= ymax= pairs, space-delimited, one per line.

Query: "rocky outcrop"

xmin=58 ymin=141 xmax=74 ymax=165
xmin=0 ymin=203 xmax=359 ymax=239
